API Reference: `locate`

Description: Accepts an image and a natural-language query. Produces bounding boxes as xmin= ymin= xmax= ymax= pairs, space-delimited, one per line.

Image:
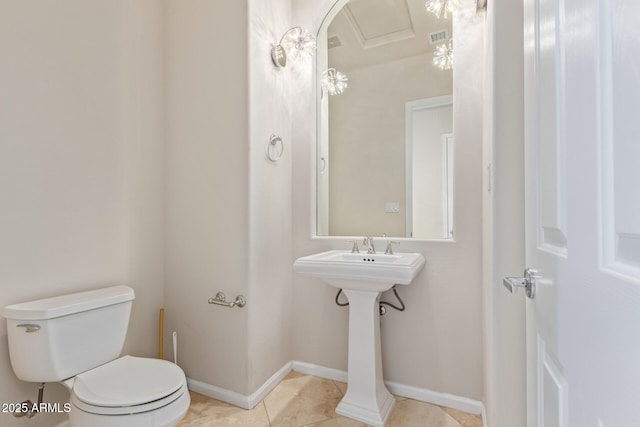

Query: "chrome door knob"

xmin=503 ymin=268 xmax=538 ymax=299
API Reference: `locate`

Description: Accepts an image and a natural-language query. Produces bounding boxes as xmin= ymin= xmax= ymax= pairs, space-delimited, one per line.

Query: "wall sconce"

xmin=433 ymin=39 xmax=453 ymax=70
xmin=271 ymin=27 xmax=316 ymax=68
xmin=321 ymin=68 xmax=348 ymax=96
xmin=425 ymin=0 xmax=462 ymax=19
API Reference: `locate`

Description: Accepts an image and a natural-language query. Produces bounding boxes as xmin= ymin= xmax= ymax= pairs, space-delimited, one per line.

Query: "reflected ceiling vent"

xmin=428 ymin=29 xmax=449 ymax=45
xmin=328 ymin=36 xmax=343 ymax=49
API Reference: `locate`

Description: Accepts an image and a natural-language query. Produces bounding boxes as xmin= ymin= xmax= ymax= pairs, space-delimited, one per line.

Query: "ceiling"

xmin=327 ymin=0 xmax=453 ymax=72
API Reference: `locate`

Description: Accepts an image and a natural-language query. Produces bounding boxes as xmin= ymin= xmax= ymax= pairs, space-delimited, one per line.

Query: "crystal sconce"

xmin=271 ymin=27 xmax=316 ymax=68
xmin=321 ymin=68 xmax=348 ymax=96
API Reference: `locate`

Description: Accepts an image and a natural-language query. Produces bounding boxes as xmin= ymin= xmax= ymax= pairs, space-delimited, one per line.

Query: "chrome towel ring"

xmin=266 ymin=134 xmax=284 ymax=162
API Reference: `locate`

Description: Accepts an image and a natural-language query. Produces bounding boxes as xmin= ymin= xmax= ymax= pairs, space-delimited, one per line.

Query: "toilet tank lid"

xmin=2 ymin=286 xmax=135 ymax=320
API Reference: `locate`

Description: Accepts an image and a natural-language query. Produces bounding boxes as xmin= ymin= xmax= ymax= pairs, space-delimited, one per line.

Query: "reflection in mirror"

xmin=316 ymin=0 xmax=454 ymax=239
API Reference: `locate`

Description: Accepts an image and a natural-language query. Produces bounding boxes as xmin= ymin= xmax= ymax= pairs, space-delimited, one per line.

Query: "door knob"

xmin=503 ymin=268 xmax=538 ymax=299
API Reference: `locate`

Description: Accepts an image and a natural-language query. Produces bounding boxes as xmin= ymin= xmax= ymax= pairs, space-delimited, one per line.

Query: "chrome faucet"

xmin=363 ymin=236 xmax=376 ymax=254
xmin=385 ymin=240 xmax=399 ymax=255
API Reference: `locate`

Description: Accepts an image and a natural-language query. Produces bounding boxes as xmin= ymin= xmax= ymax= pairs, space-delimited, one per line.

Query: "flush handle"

xmin=503 ymin=268 xmax=538 ymax=299
xmin=16 ymin=324 xmax=41 ymax=333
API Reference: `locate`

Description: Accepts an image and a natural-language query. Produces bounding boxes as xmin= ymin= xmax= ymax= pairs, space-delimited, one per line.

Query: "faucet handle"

xmin=385 ymin=241 xmax=400 ymax=255
xmin=362 ymin=236 xmax=376 ymax=254
xmin=346 ymin=240 xmax=360 ymax=253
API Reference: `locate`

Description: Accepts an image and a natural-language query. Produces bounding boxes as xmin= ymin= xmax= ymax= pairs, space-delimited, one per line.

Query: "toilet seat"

xmin=70 ymin=355 xmax=187 ymax=415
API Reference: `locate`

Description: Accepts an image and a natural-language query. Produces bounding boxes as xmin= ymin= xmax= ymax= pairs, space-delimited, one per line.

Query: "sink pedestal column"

xmin=336 ymin=288 xmax=395 ymax=427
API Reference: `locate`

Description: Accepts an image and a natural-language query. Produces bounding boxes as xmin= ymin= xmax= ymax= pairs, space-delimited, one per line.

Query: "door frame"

xmin=404 ymin=95 xmax=453 ymax=238
xmin=482 ymin=0 xmax=527 ymax=425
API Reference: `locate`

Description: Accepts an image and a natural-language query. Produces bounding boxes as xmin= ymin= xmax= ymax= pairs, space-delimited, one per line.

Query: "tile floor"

xmin=178 ymin=372 xmax=483 ymax=427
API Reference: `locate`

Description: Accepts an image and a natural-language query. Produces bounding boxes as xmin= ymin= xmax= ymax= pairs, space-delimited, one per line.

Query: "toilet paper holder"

xmin=208 ymin=292 xmax=246 ymax=308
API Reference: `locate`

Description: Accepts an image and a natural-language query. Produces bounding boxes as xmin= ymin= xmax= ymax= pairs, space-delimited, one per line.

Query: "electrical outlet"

xmin=385 ymin=202 xmax=400 ymax=213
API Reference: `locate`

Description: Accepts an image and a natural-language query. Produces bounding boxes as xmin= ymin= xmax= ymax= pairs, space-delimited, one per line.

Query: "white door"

xmin=522 ymin=0 xmax=640 ymax=425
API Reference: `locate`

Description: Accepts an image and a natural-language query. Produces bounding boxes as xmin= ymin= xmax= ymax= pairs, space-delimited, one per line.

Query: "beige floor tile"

xmin=442 ymin=407 xmax=483 ymax=427
xmin=285 ymin=371 xmax=308 ymax=380
xmin=386 ymin=399 xmax=463 ymax=427
xmin=305 ymin=415 xmax=370 ymax=427
xmin=178 ymin=376 xmax=483 ymax=427
xmin=332 ymin=380 xmax=347 ymax=395
xmin=177 ymin=391 xmax=270 ymax=427
xmin=264 ymin=374 xmax=343 ymax=427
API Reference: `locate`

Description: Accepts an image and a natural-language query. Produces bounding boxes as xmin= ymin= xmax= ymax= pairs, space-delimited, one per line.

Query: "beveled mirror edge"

xmin=314 ymin=0 xmax=347 ymax=238
xmin=309 ymin=235 xmax=458 ymax=244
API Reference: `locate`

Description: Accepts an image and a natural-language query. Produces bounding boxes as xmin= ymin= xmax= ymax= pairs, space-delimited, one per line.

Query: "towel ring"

xmin=266 ymin=134 xmax=284 ymax=162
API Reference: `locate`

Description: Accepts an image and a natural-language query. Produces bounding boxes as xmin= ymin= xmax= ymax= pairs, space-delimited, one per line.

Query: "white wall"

xmin=164 ymin=0 xmax=294 ymax=397
xmin=292 ymin=0 xmax=485 ymax=402
xmin=246 ymin=0 xmax=294 ymax=393
xmin=0 ymin=1 xmax=165 ymax=426
xmin=482 ymin=0 xmax=526 ymax=425
xmin=164 ymin=0 xmax=251 ymax=395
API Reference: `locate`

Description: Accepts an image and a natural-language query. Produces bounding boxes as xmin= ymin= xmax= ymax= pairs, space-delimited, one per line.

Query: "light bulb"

xmin=321 ymin=68 xmax=349 ymax=96
xmin=433 ymin=39 xmax=453 ymax=70
xmin=281 ymin=27 xmax=316 ymax=61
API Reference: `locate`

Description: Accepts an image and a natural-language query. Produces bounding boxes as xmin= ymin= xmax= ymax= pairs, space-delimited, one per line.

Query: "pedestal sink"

xmin=293 ymin=250 xmax=425 ymax=426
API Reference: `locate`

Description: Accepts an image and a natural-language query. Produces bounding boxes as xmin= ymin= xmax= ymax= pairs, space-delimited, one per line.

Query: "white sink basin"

xmin=293 ymin=250 xmax=425 ymax=292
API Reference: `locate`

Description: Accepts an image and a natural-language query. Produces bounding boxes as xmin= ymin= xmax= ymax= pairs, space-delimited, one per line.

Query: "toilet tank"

xmin=2 ymin=286 xmax=135 ymax=383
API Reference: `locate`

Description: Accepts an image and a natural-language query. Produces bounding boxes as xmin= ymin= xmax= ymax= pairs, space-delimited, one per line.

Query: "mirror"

xmin=316 ymin=0 xmax=454 ymax=239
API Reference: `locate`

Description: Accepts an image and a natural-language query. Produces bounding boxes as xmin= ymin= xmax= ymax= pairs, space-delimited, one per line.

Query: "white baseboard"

xmin=187 ymin=377 xmax=252 ymax=409
xmin=482 ymin=405 xmax=489 ymax=427
xmin=291 ymin=360 xmax=348 ymax=383
xmin=385 ymin=381 xmax=483 ymax=415
xmin=187 ymin=360 xmax=486 ymax=421
xmin=187 ymin=361 xmax=292 ymax=410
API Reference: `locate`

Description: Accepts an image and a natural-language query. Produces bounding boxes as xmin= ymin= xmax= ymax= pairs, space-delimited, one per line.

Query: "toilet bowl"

xmin=67 ymin=355 xmax=190 ymax=427
xmin=2 ymin=286 xmax=190 ymax=427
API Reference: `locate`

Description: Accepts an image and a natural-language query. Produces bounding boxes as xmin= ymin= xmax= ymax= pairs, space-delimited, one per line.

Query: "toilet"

xmin=2 ymin=285 xmax=190 ymax=427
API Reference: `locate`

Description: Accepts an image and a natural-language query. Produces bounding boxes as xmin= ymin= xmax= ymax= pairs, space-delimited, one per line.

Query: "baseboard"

xmin=482 ymin=405 xmax=489 ymax=427
xmin=187 ymin=361 xmax=292 ymax=410
xmin=187 ymin=377 xmax=252 ymax=409
xmin=291 ymin=360 xmax=348 ymax=383
xmin=385 ymin=381 xmax=483 ymax=415
xmin=188 ymin=360 xmax=485 ymax=420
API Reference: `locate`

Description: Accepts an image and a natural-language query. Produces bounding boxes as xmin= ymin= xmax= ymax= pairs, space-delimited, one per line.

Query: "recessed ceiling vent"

xmin=328 ymin=36 xmax=343 ymax=49
xmin=428 ymin=29 xmax=449 ymax=45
